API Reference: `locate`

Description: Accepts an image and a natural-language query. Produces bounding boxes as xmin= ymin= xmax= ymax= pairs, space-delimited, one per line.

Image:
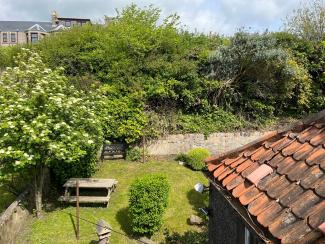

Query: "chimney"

xmin=51 ymin=10 xmax=59 ymax=27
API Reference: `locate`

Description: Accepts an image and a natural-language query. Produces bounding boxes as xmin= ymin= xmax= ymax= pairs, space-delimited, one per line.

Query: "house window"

xmin=65 ymin=21 xmax=71 ymax=27
xmin=31 ymin=33 xmax=38 ymax=43
xmin=244 ymin=227 xmax=260 ymax=244
xmin=10 ymin=33 xmax=16 ymax=43
xmin=3 ymin=33 xmax=8 ymax=42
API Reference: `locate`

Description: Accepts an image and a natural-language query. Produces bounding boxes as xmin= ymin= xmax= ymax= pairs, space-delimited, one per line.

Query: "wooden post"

xmin=76 ymin=180 xmax=80 ymax=240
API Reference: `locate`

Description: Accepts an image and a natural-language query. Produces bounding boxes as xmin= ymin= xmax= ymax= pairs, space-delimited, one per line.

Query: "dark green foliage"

xmin=0 ymin=5 xmax=322 ymax=144
xmin=164 ymin=229 xmax=208 ymax=244
xmin=129 ymin=174 xmax=170 ymax=236
xmin=186 ymin=148 xmax=210 ymax=171
xmin=206 ymin=31 xmax=312 ymax=120
xmin=273 ymin=32 xmax=325 ymax=113
xmin=175 ymin=153 xmax=191 ymax=163
xmin=126 ymin=147 xmax=142 ymax=162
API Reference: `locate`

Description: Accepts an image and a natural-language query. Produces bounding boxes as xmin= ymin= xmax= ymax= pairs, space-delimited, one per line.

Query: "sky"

xmin=0 ymin=0 xmax=302 ymax=35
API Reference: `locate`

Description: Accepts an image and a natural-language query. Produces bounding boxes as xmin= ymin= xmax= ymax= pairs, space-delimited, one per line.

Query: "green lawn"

xmin=20 ymin=160 xmax=208 ymax=243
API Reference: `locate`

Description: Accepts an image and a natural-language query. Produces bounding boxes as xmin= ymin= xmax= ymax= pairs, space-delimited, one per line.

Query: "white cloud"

xmin=0 ymin=0 xmax=301 ymax=34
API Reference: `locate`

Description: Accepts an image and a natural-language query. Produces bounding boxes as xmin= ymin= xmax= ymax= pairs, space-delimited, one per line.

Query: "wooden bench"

xmin=58 ymin=178 xmax=118 ymax=207
xmin=101 ymin=143 xmax=126 ymax=160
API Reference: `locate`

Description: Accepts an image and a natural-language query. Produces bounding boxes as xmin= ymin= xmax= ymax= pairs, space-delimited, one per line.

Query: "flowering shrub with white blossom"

xmin=0 ymin=49 xmax=103 ymax=216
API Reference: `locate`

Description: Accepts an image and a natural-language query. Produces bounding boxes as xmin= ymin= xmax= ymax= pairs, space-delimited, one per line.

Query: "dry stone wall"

xmin=147 ymin=131 xmax=269 ymax=155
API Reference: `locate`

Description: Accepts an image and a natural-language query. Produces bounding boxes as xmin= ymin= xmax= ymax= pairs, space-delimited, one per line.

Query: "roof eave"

xmin=205 ymin=171 xmax=277 ymax=243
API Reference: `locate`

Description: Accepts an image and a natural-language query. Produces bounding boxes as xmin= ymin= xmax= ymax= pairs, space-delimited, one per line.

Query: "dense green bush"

xmin=175 ymin=153 xmax=191 ymax=163
xmin=0 ymin=5 xmax=322 ymax=143
xmin=129 ymin=174 xmax=170 ymax=236
xmin=164 ymin=229 xmax=208 ymax=244
xmin=186 ymin=148 xmax=210 ymax=171
xmin=206 ymin=31 xmax=312 ymax=119
xmin=126 ymin=147 xmax=142 ymax=161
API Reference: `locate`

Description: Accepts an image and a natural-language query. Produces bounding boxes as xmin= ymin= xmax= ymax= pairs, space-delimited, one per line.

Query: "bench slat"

xmin=59 ymin=196 xmax=109 ymax=203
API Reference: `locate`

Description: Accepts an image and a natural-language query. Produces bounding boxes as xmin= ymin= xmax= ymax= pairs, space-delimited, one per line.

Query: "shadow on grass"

xmin=69 ymin=213 xmax=78 ymax=238
xmin=115 ymin=207 xmax=133 ymax=236
xmin=187 ymin=189 xmax=207 ymax=214
xmin=163 ymin=229 xmax=208 ymax=244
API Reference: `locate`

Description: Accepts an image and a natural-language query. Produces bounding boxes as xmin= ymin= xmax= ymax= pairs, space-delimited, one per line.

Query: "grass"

xmin=19 ymin=159 xmax=208 ymax=243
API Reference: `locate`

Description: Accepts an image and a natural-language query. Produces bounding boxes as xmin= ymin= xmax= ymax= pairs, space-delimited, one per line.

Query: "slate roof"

xmin=206 ymin=110 xmax=325 ymax=243
xmin=0 ymin=21 xmax=52 ymax=32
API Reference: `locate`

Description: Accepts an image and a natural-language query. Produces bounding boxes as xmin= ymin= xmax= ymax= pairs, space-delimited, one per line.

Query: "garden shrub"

xmin=186 ymin=148 xmax=210 ymax=171
xmin=126 ymin=147 xmax=142 ymax=161
xmin=175 ymin=153 xmax=191 ymax=163
xmin=129 ymin=174 xmax=170 ymax=236
xmin=164 ymin=229 xmax=208 ymax=244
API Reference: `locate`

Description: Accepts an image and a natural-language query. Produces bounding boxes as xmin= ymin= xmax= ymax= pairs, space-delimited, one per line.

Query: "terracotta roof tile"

xmin=271 ymin=136 xmax=294 ymax=152
xmin=248 ymin=194 xmax=273 ymax=216
xmin=232 ymin=181 xmax=253 ymax=198
xmin=315 ymin=177 xmax=325 ymax=197
xmin=246 ymin=164 xmax=273 ymax=186
xmin=279 ymin=184 xmax=304 ymax=207
xmin=268 ymin=210 xmax=297 ymax=239
xmin=213 ymin=164 xmax=226 ymax=178
xmin=282 ymin=140 xmax=303 ymax=156
xmin=239 ymin=187 xmax=262 ymax=205
xmin=257 ymin=148 xmax=277 ymax=163
xmin=235 ymin=158 xmax=253 ymax=173
xmin=300 ymin=165 xmax=323 ymax=189
xmin=318 ymin=222 xmax=325 ymax=235
xmin=276 ymin=157 xmax=296 ymax=175
xmin=292 ymin=143 xmax=315 ymax=160
xmin=310 ymin=130 xmax=325 ymax=146
xmin=229 ymin=156 xmax=247 ymax=168
xmin=304 ymin=201 xmax=325 ymax=219
xmin=266 ymin=175 xmax=291 ymax=199
xmin=268 ymin=153 xmax=285 ymax=167
xmin=206 ymin=110 xmax=325 ymax=243
xmin=257 ymin=202 xmax=283 ymax=227
xmin=281 ymin=221 xmax=314 ymax=243
xmin=308 ymin=208 xmax=325 ymax=230
xmin=256 ymin=173 xmax=279 ymax=191
xmin=241 ymin=162 xmax=260 ymax=178
xmin=297 ymin=126 xmax=322 ymax=143
xmin=225 ymin=175 xmax=244 ymax=190
xmin=207 ymin=163 xmax=221 ymax=172
xmin=250 ymin=146 xmax=268 ymax=161
xmin=290 ymin=190 xmax=321 ymax=218
xmin=286 ymin=161 xmax=309 ymax=181
xmin=223 ymin=154 xmax=243 ymax=165
xmin=222 ymin=172 xmax=238 ymax=187
xmin=217 ymin=167 xmax=233 ymax=181
xmin=306 ymin=146 xmax=325 ymax=166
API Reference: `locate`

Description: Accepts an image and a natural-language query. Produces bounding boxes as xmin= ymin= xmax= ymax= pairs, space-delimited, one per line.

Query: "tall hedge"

xmin=129 ymin=174 xmax=170 ymax=236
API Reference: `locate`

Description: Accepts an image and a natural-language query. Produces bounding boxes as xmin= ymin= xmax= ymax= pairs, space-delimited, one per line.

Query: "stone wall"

xmin=146 ymin=131 xmax=269 ymax=155
xmin=0 ymin=189 xmax=31 ymax=244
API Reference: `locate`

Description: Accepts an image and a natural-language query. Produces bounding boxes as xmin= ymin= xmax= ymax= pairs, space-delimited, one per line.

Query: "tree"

xmin=206 ymin=31 xmax=312 ymax=119
xmin=284 ymin=0 xmax=325 ymax=42
xmin=0 ymin=49 xmax=103 ymax=217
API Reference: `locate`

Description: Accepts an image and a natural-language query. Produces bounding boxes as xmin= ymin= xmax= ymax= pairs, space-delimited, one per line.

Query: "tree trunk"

xmin=34 ymin=164 xmax=44 ymax=218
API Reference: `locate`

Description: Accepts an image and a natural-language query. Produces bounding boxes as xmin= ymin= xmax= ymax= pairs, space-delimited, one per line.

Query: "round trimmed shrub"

xmin=129 ymin=174 xmax=170 ymax=236
xmin=126 ymin=146 xmax=142 ymax=161
xmin=186 ymin=148 xmax=210 ymax=170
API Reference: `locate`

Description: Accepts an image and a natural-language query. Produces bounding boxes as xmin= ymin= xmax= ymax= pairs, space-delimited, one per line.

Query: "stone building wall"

xmin=146 ymin=131 xmax=269 ymax=155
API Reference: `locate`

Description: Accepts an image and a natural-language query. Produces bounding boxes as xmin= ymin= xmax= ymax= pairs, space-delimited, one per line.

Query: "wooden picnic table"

xmin=58 ymin=178 xmax=118 ymax=207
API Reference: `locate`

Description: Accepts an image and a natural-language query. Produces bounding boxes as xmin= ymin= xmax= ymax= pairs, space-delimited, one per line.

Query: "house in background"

xmin=0 ymin=11 xmax=91 ymax=46
xmin=205 ymin=109 xmax=325 ymax=243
